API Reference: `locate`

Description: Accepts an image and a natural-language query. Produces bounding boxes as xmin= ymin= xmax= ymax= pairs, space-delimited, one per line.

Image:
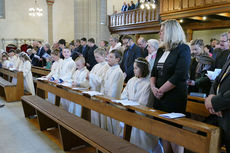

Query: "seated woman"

xmin=188 ymin=39 xmax=215 ymax=95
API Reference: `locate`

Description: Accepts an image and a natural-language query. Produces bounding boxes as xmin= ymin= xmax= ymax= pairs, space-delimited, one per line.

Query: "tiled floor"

xmin=0 ymin=98 xmax=95 ymax=153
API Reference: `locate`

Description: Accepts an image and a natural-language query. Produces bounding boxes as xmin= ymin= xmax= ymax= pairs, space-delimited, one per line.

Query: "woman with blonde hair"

xmin=150 ymin=19 xmax=191 ymax=153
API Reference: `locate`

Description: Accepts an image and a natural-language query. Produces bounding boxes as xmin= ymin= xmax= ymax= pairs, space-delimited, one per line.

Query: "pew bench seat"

xmin=21 ymin=95 xmax=147 ymax=153
xmin=0 ymin=77 xmax=20 ymax=102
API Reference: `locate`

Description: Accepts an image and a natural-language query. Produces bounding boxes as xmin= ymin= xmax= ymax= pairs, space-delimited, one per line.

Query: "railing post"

xmin=143 ymin=9 xmax=146 ymax=22
xmin=132 ymin=11 xmax=135 ymax=24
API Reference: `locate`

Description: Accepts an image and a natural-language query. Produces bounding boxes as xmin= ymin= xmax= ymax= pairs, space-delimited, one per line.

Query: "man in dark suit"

xmin=71 ymin=39 xmax=82 ymax=61
xmin=205 ymin=58 xmax=230 ymax=153
xmin=120 ymin=35 xmax=142 ymax=82
xmin=215 ymin=32 xmax=230 ymax=69
xmin=80 ymin=37 xmax=89 ymax=60
xmin=86 ymin=38 xmax=98 ymax=71
xmin=137 ymin=37 xmax=148 ymax=58
xmin=58 ymin=39 xmax=66 ymax=59
xmin=32 ymin=41 xmax=45 ymax=67
xmin=121 ymin=2 xmax=128 ymax=12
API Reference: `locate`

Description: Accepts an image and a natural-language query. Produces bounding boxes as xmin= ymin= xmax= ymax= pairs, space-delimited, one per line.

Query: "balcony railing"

xmin=108 ymin=8 xmax=159 ymax=27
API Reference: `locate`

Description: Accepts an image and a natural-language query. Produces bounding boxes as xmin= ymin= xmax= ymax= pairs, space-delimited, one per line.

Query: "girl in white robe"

xmin=89 ymin=48 xmax=110 ymax=127
xmin=18 ymin=52 xmax=35 ymax=95
xmin=121 ymin=57 xmax=158 ymax=153
xmin=2 ymin=54 xmax=12 ymax=69
xmin=68 ymin=56 xmax=89 ymax=116
xmin=44 ymin=50 xmax=63 ymax=104
xmin=12 ymin=50 xmax=23 ymax=85
xmin=8 ymin=49 xmax=18 ymax=68
xmin=101 ymin=50 xmax=124 ymax=135
xmin=56 ymin=49 xmax=76 ymax=111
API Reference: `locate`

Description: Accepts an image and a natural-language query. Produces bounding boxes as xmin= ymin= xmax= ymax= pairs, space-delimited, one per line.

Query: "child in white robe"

xmin=101 ymin=49 xmax=124 ymax=135
xmin=57 ymin=49 xmax=76 ymax=111
xmin=2 ymin=54 xmax=12 ymax=69
xmin=44 ymin=50 xmax=63 ymax=104
xmin=68 ymin=56 xmax=89 ymax=116
xmin=121 ymin=57 xmax=158 ymax=153
xmin=8 ymin=49 xmax=18 ymax=68
xmin=18 ymin=52 xmax=35 ymax=95
xmin=88 ymin=48 xmax=110 ymax=127
xmin=11 ymin=50 xmax=22 ymax=85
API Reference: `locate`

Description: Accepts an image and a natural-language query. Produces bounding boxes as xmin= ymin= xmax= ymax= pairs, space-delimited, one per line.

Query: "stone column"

xmin=46 ymin=0 xmax=54 ymax=44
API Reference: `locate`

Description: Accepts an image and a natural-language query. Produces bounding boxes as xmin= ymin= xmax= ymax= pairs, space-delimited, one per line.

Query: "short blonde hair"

xmin=161 ymin=19 xmax=186 ymax=50
xmin=75 ymin=56 xmax=85 ymax=64
xmin=94 ymin=48 xmax=106 ymax=56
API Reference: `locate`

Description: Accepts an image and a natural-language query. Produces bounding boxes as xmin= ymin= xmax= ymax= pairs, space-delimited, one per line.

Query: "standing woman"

xmin=19 ymin=52 xmax=35 ymax=95
xmin=146 ymin=39 xmax=159 ymax=72
xmin=150 ymin=19 xmax=191 ymax=153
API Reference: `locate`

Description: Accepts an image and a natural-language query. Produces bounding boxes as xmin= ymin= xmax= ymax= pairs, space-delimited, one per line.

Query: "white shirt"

xmin=89 ymin=62 xmax=110 ymax=91
xmin=59 ymin=57 xmax=76 ymax=82
xmin=101 ymin=64 xmax=124 ymax=98
xmin=46 ymin=59 xmax=63 ymax=79
xmin=72 ymin=66 xmax=89 ymax=88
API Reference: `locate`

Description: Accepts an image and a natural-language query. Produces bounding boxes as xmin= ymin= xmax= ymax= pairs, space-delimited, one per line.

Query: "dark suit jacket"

xmin=151 ymin=44 xmax=191 ymax=113
xmin=210 ymin=59 xmax=230 ymax=143
xmin=32 ymin=47 xmax=45 ymax=67
xmin=71 ymin=45 xmax=82 ymax=61
xmin=142 ymin=46 xmax=148 ymax=58
xmin=120 ymin=44 xmax=142 ymax=82
xmin=82 ymin=45 xmax=90 ymax=60
xmin=215 ymin=49 xmax=230 ymax=69
xmin=86 ymin=45 xmax=98 ymax=71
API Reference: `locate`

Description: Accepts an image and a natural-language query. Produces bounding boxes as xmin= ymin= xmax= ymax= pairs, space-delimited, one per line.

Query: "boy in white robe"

xmin=101 ymin=49 xmax=124 ymax=135
xmin=43 ymin=50 xmax=63 ymax=104
xmin=19 ymin=52 xmax=35 ymax=95
xmin=121 ymin=57 xmax=158 ymax=153
xmin=88 ymin=48 xmax=110 ymax=127
xmin=68 ymin=56 xmax=89 ymax=116
xmin=56 ymin=49 xmax=76 ymax=111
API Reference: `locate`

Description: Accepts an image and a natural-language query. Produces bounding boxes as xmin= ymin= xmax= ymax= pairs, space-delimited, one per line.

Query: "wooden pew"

xmin=35 ymin=80 xmax=221 ymax=153
xmin=186 ymin=95 xmax=210 ymax=117
xmin=31 ymin=66 xmax=50 ymax=77
xmin=0 ymin=68 xmax=24 ymax=102
xmin=21 ymin=95 xmax=148 ymax=153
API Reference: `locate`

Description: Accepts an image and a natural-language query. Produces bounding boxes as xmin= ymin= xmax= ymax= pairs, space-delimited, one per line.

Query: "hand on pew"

xmin=205 ymin=94 xmax=223 ymax=117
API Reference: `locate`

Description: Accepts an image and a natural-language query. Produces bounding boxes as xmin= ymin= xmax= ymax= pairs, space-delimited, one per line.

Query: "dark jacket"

xmin=120 ymin=44 xmax=142 ymax=82
xmin=189 ymin=55 xmax=215 ymax=95
xmin=151 ymin=44 xmax=191 ymax=113
xmin=210 ymin=59 xmax=230 ymax=149
xmin=71 ymin=45 xmax=82 ymax=61
xmin=215 ymin=49 xmax=230 ymax=69
xmin=32 ymin=47 xmax=45 ymax=67
xmin=86 ymin=45 xmax=98 ymax=71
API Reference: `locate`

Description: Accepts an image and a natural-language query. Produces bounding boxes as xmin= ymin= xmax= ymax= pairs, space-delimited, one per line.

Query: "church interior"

xmin=0 ymin=0 xmax=230 ymax=153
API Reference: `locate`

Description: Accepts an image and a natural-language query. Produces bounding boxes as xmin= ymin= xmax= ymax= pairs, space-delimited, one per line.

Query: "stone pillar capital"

xmin=47 ymin=0 xmax=54 ymax=6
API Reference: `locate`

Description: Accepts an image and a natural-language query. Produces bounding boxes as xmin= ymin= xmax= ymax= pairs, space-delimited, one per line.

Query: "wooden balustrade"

xmin=109 ymin=8 xmax=159 ymax=27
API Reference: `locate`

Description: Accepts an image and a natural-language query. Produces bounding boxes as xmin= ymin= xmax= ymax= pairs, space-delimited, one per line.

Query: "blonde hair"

xmin=75 ymin=56 xmax=85 ymax=64
xmin=94 ymin=48 xmax=106 ymax=56
xmin=161 ymin=19 xmax=186 ymax=50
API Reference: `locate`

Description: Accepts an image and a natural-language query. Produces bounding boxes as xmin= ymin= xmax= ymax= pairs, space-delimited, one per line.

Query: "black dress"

xmin=151 ymin=44 xmax=191 ymax=113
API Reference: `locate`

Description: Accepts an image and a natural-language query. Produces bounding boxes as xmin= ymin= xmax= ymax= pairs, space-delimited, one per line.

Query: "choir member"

xmin=121 ymin=57 xmax=158 ymax=152
xmin=101 ymin=49 xmax=124 ymax=135
xmin=19 ymin=52 xmax=35 ymax=95
xmin=89 ymin=48 xmax=110 ymax=127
